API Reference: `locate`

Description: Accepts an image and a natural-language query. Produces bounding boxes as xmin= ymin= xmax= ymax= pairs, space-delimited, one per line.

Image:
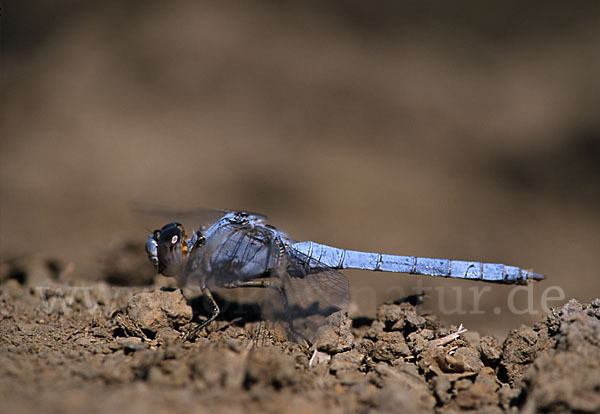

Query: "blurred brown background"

xmin=1 ymin=0 xmax=599 ymax=338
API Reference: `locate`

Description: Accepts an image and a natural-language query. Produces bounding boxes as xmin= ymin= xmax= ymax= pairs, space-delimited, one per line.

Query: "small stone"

xmin=376 ymin=303 xmax=405 ymax=327
xmin=419 ymin=328 xmax=435 ymax=340
xmin=127 ymin=289 xmax=192 ymax=333
xmin=109 ymin=337 xmax=148 ymax=352
xmin=449 ymin=346 xmax=485 ymax=373
xmin=74 ymin=336 xmax=95 ymax=346
xmin=404 ymin=310 xmax=426 ymax=330
xmin=356 ymin=338 xmax=375 ymax=356
xmin=371 ymin=331 xmax=411 ymax=362
xmin=315 ymin=316 xmax=354 ymax=354
xmin=372 ymin=340 xmax=394 ymax=362
xmin=479 ymin=335 xmax=502 ymax=365
xmin=155 ymin=327 xmax=182 ymax=345
xmin=363 ymin=320 xmax=385 ymax=339
xmin=407 ymin=331 xmax=430 ymax=355
xmin=390 ymin=319 xmax=406 ymax=331
xmin=329 ymin=350 xmax=363 ymax=373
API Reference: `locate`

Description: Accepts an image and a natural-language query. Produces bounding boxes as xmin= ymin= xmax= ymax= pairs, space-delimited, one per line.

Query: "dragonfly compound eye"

xmin=155 ymin=222 xmax=188 ymax=276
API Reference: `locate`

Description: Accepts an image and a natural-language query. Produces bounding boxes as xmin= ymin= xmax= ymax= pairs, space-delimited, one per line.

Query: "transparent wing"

xmin=131 ymin=202 xmax=267 ymax=230
xmin=263 ymin=244 xmax=350 ymax=342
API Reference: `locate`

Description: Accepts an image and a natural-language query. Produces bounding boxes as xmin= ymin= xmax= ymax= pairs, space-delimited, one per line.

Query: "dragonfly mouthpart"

xmin=145 ymin=231 xmax=160 ymax=270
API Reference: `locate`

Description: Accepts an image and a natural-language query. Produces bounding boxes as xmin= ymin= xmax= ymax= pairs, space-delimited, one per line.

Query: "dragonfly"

xmin=144 ymin=209 xmax=544 ymax=341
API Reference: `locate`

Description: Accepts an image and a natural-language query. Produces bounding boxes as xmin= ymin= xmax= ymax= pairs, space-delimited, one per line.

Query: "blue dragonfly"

xmin=145 ymin=209 xmax=544 ymax=341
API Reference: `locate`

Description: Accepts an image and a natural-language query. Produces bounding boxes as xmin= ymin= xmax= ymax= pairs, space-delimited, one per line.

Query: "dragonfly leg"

xmin=185 ymin=287 xmax=220 ymax=342
xmin=222 ymin=279 xmax=309 ymax=343
xmin=221 ymin=279 xmax=279 ymax=289
xmin=273 ymin=284 xmax=310 ymax=344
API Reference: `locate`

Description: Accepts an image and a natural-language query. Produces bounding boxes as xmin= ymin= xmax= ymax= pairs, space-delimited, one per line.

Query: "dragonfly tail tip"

xmin=529 ymin=271 xmax=545 ymax=282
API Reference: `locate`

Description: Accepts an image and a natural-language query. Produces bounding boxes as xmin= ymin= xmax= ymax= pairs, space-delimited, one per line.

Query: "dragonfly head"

xmin=145 ymin=222 xmax=189 ymax=276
